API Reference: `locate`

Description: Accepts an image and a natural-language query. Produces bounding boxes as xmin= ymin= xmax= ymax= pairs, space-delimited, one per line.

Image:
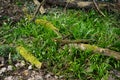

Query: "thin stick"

xmin=53 ymin=39 xmax=95 ymax=44
xmin=30 ymin=0 xmax=46 ymax=22
xmin=63 ymin=1 xmax=69 ymax=13
xmin=93 ymin=0 xmax=106 ymax=17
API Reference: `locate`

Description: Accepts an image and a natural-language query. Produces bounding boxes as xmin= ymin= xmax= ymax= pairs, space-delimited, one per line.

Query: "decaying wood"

xmin=46 ymin=0 xmax=120 ymax=13
xmin=54 ymin=39 xmax=120 ymax=60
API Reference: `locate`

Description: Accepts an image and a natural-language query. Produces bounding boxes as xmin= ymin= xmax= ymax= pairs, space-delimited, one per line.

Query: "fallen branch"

xmin=46 ymin=0 xmax=120 ymax=13
xmin=68 ymin=43 xmax=120 ymax=60
xmin=53 ymin=38 xmax=95 ymax=44
xmin=55 ymin=39 xmax=120 ymax=60
xmin=46 ymin=0 xmax=106 ymax=8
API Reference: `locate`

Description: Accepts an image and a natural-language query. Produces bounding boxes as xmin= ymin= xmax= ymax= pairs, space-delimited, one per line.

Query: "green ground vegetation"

xmin=0 ymin=8 xmax=120 ymax=79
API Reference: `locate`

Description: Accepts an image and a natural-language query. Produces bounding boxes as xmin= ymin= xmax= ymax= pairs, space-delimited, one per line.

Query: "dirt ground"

xmin=0 ymin=0 xmax=24 ymax=26
xmin=0 ymin=56 xmax=65 ymax=80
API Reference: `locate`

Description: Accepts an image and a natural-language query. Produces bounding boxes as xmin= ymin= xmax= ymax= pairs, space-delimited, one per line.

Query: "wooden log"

xmin=46 ymin=0 xmax=120 ymax=13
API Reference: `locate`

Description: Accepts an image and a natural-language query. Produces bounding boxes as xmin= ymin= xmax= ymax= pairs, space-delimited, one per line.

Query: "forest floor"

xmin=0 ymin=1 xmax=120 ymax=80
xmin=0 ymin=58 xmax=64 ymax=80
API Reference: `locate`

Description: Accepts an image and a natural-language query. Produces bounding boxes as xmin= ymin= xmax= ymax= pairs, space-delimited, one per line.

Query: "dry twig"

xmin=63 ymin=1 xmax=69 ymax=13
xmin=93 ymin=0 xmax=106 ymax=17
xmin=31 ymin=0 xmax=46 ymax=22
xmin=53 ymin=38 xmax=94 ymax=44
